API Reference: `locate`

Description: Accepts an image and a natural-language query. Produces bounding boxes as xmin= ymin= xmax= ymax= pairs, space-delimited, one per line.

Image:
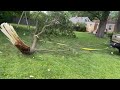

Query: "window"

xmin=109 ymin=25 xmax=112 ymax=30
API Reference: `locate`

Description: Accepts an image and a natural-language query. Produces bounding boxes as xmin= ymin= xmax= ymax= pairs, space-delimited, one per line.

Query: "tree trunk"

xmin=30 ymin=35 xmax=38 ymax=53
xmin=0 ymin=23 xmax=31 ymax=55
xmin=96 ymin=20 xmax=107 ymax=38
xmin=96 ymin=11 xmax=110 ymax=38
xmin=114 ymin=11 xmax=120 ymax=32
xmin=15 ymin=38 xmax=31 ymax=54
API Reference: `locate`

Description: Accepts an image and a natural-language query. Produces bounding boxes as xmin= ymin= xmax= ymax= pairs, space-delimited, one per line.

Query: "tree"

xmin=81 ymin=11 xmax=110 ymax=38
xmin=68 ymin=11 xmax=110 ymax=38
xmin=62 ymin=11 xmax=111 ymax=38
xmin=96 ymin=11 xmax=110 ymax=38
xmin=114 ymin=11 xmax=120 ymax=32
xmin=109 ymin=11 xmax=118 ymax=21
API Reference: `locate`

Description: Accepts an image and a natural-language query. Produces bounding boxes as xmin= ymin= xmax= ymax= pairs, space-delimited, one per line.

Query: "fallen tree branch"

xmin=0 ymin=19 xmax=61 ymax=55
xmin=0 ymin=23 xmax=31 ymax=54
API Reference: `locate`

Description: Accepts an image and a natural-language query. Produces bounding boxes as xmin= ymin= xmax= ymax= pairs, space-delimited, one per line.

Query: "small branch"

xmin=56 ymin=43 xmax=67 ymax=46
xmin=35 ymin=49 xmax=70 ymax=52
xmin=36 ymin=23 xmax=53 ymax=36
xmin=36 ymin=19 xmax=57 ymax=37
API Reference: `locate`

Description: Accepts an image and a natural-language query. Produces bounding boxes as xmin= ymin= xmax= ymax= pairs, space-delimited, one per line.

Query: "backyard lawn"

xmin=0 ymin=24 xmax=120 ymax=79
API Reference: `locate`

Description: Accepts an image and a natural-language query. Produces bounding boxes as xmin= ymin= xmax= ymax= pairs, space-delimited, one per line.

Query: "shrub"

xmin=73 ymin=23 xmax=86 ymax=32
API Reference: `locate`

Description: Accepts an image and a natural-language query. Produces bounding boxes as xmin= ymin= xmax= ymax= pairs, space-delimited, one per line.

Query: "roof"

xmin=69 ymin=17 xmax=91 ymax=24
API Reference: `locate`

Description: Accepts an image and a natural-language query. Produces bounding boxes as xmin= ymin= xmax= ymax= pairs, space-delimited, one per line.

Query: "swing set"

xmin=17 ymin=11 xmax=30 ymax=30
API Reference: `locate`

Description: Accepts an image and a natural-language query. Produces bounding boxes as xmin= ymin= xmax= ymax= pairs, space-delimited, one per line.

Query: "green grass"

xmin=0 ymin=24 xmax=120 ymax=79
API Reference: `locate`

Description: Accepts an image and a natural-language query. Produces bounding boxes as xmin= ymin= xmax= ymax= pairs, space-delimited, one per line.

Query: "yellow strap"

xmin=81 ymin=48 xmax=101 ymax=51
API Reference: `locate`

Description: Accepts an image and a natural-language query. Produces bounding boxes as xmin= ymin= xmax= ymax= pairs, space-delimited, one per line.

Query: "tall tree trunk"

xmin=114 ymin=11 xmax=120 ymax=32
xmin=96 ymin=20 xmax=107 ymax=38
xmin=96 ymin=11 xmax=110 ymax=38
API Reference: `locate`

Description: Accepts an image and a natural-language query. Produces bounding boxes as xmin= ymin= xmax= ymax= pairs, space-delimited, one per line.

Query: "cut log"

xmin=0 ymin=23 xmax=30 ymax=54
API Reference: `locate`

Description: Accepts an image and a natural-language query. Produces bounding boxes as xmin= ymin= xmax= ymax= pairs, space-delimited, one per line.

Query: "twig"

xmin=56 ymin=43 xmax=67 ymax=46
xmin=35 ymin=49 xmax=70 ymax=52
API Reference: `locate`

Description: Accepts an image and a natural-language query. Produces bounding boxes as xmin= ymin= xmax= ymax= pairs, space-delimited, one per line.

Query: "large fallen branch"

xmin=0 ymin=20 xmax=57 ymax=55
xmin=0 ymin=23 xmax=31 ymax=54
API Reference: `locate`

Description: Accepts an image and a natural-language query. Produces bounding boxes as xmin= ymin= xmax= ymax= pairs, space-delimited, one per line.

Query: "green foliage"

xmin=73 ymin=23 xmax=86 ymax=32
xmin=79 ymin=23 xmax=86 ymax=32
xmin=30 ymin=11 xmax=48 ymax=27
xmin=48 ymin=11 xmax=75 ymax=37
xmin=30 ymin=11 xmax=76 ymax=38
xmin=106 ymin=32 xmax=113 ymax=37
xmin=109 ymin=11 xmax=118 ymax=21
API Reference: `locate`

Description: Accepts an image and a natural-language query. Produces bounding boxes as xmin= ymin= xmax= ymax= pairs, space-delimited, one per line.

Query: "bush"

xmin=73 ymin=23 xmax=86 ymax=32
xmin=106 ymin=32 xmax=113 ymax=37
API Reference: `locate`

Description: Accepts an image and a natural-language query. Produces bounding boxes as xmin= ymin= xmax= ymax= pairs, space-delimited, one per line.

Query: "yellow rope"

xmin=81 ymin=48 xmax=101 ymax=51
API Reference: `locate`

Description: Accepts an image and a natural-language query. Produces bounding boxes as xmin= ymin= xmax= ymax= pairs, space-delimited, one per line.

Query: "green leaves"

xmin=30 ymin=11 xmax=75 ymax=37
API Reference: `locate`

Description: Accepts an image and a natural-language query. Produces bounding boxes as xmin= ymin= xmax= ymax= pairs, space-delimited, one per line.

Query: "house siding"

xmin=86 ymin=21 xmax=115 ymax=34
